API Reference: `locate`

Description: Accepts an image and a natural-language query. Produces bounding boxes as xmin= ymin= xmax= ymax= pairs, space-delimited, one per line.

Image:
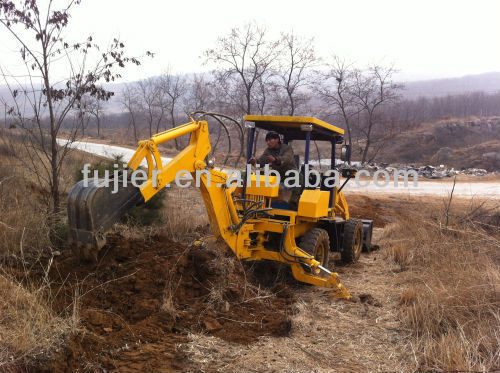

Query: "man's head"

xmin=265 ymin=131 xmax=281 ymax=149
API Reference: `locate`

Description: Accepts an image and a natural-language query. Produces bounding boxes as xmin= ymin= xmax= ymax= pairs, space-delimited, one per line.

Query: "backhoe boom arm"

xmin=127 ymin=120 xmax=212 ymax=202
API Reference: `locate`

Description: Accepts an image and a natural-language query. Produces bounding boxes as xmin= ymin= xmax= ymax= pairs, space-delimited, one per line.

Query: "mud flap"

xmin=67 ymin=177 xmax=144 ymax=260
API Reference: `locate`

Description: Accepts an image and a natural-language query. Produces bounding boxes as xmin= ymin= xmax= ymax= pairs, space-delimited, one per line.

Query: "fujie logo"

xmin=81 ymin=163 xmax=419 ymax=193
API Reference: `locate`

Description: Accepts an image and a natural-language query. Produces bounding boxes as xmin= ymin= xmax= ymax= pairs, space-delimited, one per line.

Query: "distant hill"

xmin=401 ymin=72 xmax=500 ymax=99
xmin=377 ymin=116 xmax=500 ymax=170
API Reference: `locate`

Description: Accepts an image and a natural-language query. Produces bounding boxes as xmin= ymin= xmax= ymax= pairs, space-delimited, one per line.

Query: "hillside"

xmin=402 ymin=72 xmax=500 ymax=99
xmin=377 ymin=116 xmax=500 ymax=170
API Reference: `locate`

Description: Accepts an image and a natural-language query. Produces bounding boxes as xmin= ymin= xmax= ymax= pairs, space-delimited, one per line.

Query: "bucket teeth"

xmin=67 ymin=177 xmax=143 ymax=258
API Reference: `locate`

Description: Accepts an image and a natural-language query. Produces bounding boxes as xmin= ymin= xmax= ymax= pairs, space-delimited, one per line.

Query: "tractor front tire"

xmin=299 ymin=228 xmax=330 ymax=267
xmin=341 ymin=219 xmax=363 ymax=263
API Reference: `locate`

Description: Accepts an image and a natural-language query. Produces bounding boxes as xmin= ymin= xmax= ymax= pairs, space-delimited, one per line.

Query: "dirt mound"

xmin=347 ymin=194 xmax=392 ymax=227
xmin=40 ymin=234 xmax=295 ymax=373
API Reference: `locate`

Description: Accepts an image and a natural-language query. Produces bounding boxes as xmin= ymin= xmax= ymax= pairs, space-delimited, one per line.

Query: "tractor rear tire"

xmin=362 ymin=222 xmax=373 ymax=253
xmin=299 ymin=228 xmax=330 ymax=267
xmin=341 ymin=219 xmax=363 ymax=263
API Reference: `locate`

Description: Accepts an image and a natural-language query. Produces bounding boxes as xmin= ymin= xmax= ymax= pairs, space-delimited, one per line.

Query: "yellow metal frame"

xmin=124 ymin=119 xmax=350 ymax=298
xmin=244 ymin=115 xmax=345 ymax=135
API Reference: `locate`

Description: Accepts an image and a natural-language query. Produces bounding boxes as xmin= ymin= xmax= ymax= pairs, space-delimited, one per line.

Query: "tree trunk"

xmin=341 ymin=108 xmax=352 ymax=146
xmin=314 ymin=141 xmax=322 ymax=170
xmin=171 ymin=110 xmax=179 ymax=150
xmin=131 ymin=113 xmax=138 ymax=142
xmin=361 ymin=139 xmax=370 ymax=164
xmin=288 ymin=90 xmax=295 ymax=116
xmin=51 ymin=137 xmax=60 ymax=214
xmin=361 ymin=117 xmax=374 ymax=164
xmin=149 ymin=113 xmax=153 ymax=138
xmin=43 ymin=49 xmax=60 ymax=218
xmin=253 ymin=129 xmax=260 ymax=156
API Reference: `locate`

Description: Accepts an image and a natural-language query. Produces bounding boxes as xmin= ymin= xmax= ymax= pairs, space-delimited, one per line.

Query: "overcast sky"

xmin=1 ymin=0 xmax=499 ymax=82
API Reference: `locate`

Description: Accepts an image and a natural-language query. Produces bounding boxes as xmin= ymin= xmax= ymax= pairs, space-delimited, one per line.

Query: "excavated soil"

xmin=39 ymin=234 xmax=295 ymax=373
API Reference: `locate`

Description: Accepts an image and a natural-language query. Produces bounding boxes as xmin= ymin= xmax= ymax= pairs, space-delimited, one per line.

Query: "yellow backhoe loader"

xmin=67 ymin=114 xmax=373 ymax=298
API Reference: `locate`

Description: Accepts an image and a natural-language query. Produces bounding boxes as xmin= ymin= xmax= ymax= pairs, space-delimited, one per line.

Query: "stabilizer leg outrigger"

xmin=280 ymin=224 xmax=351 ymax=299
xmin=290 ymin=263 xmax=351 ymax=299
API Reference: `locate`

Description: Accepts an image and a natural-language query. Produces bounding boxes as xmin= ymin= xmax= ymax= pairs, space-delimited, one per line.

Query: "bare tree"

xmin=77 ymin=94 xmax=105 ymax=137
xmin=0 ymin=0 xmax=148 ymax=217
xmin=121 ymin=83 xmax=140 ymax=142
xmin=184 ymin=73 xmax=213 ymax=112
xmin=205 ymin=23 xmax=279 ymax=162
xmin=136 ymin=78 xmax=165 ymax=137
xmin=158 ymin=72 xmax=187 ymax=149
xmin=75 ymin=99 xmax=91 ymax=137
xmin=277 ymin=32 xmax=317 ymax=115
xmin=252 ymin=72 xmax=273 ymax=115
xmin=250 ymin=73 xmax=275 ymax=154
xmin=267 ymin=82 xmax=288 ymax=115
xmin=315 ymin=56 xmax=361 ymax=146
xmin=205 ymin=22 xmax=279 ymax=116
xmin=351 ymin=65 xmax=402 ymax=163
xmin=87 ymin=96 xmax=105 ymax=137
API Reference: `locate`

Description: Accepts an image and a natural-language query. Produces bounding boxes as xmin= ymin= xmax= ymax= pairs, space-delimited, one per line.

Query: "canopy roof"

xmin=244 ymin=115 xmax=344 ymax=141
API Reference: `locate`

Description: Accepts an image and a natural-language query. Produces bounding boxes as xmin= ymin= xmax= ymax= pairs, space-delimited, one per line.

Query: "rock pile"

xmin=442 ymin=117 xmax=500 ymax=134
xmin=353 ymin=163 xmax=494 ymax=179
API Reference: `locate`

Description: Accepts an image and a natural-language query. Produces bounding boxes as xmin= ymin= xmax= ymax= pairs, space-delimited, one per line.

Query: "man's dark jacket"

xmin=256 ymin=143 xmax=298 ymax=180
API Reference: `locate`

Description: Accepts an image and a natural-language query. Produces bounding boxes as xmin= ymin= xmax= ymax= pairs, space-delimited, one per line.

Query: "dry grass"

xmin=0 ymin=128 xmax=105 ymax=259
xmin=0 ymin=273 xmax=76 ymax=372
xmin=0 ymin=155 xmax=52 ymax=260
xmin=380 ymin=200 xmax=500 ymax=371
xmin=161 ymin=277 xmax=180 ymax=318
xmin=0 ymin=128 xmax=213 ymax=371
xmin=0 ymin=130 xmax=90 ymax=371
xmin=185 ymin=285 xmax=414 ymax=372
xmin=118 ymin=184 xmax=209 ymax=245
xmin=205 ymin=243 xmax=239 ymax=310
xmin=0 ymin=169 xmax=79 ymax=371
xmin=160 ymin=185 xmax=210 ymax=244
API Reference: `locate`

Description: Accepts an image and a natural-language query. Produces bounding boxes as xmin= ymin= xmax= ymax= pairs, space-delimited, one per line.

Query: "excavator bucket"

xmin=67 ymin=177 xmax=144 ymax=260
